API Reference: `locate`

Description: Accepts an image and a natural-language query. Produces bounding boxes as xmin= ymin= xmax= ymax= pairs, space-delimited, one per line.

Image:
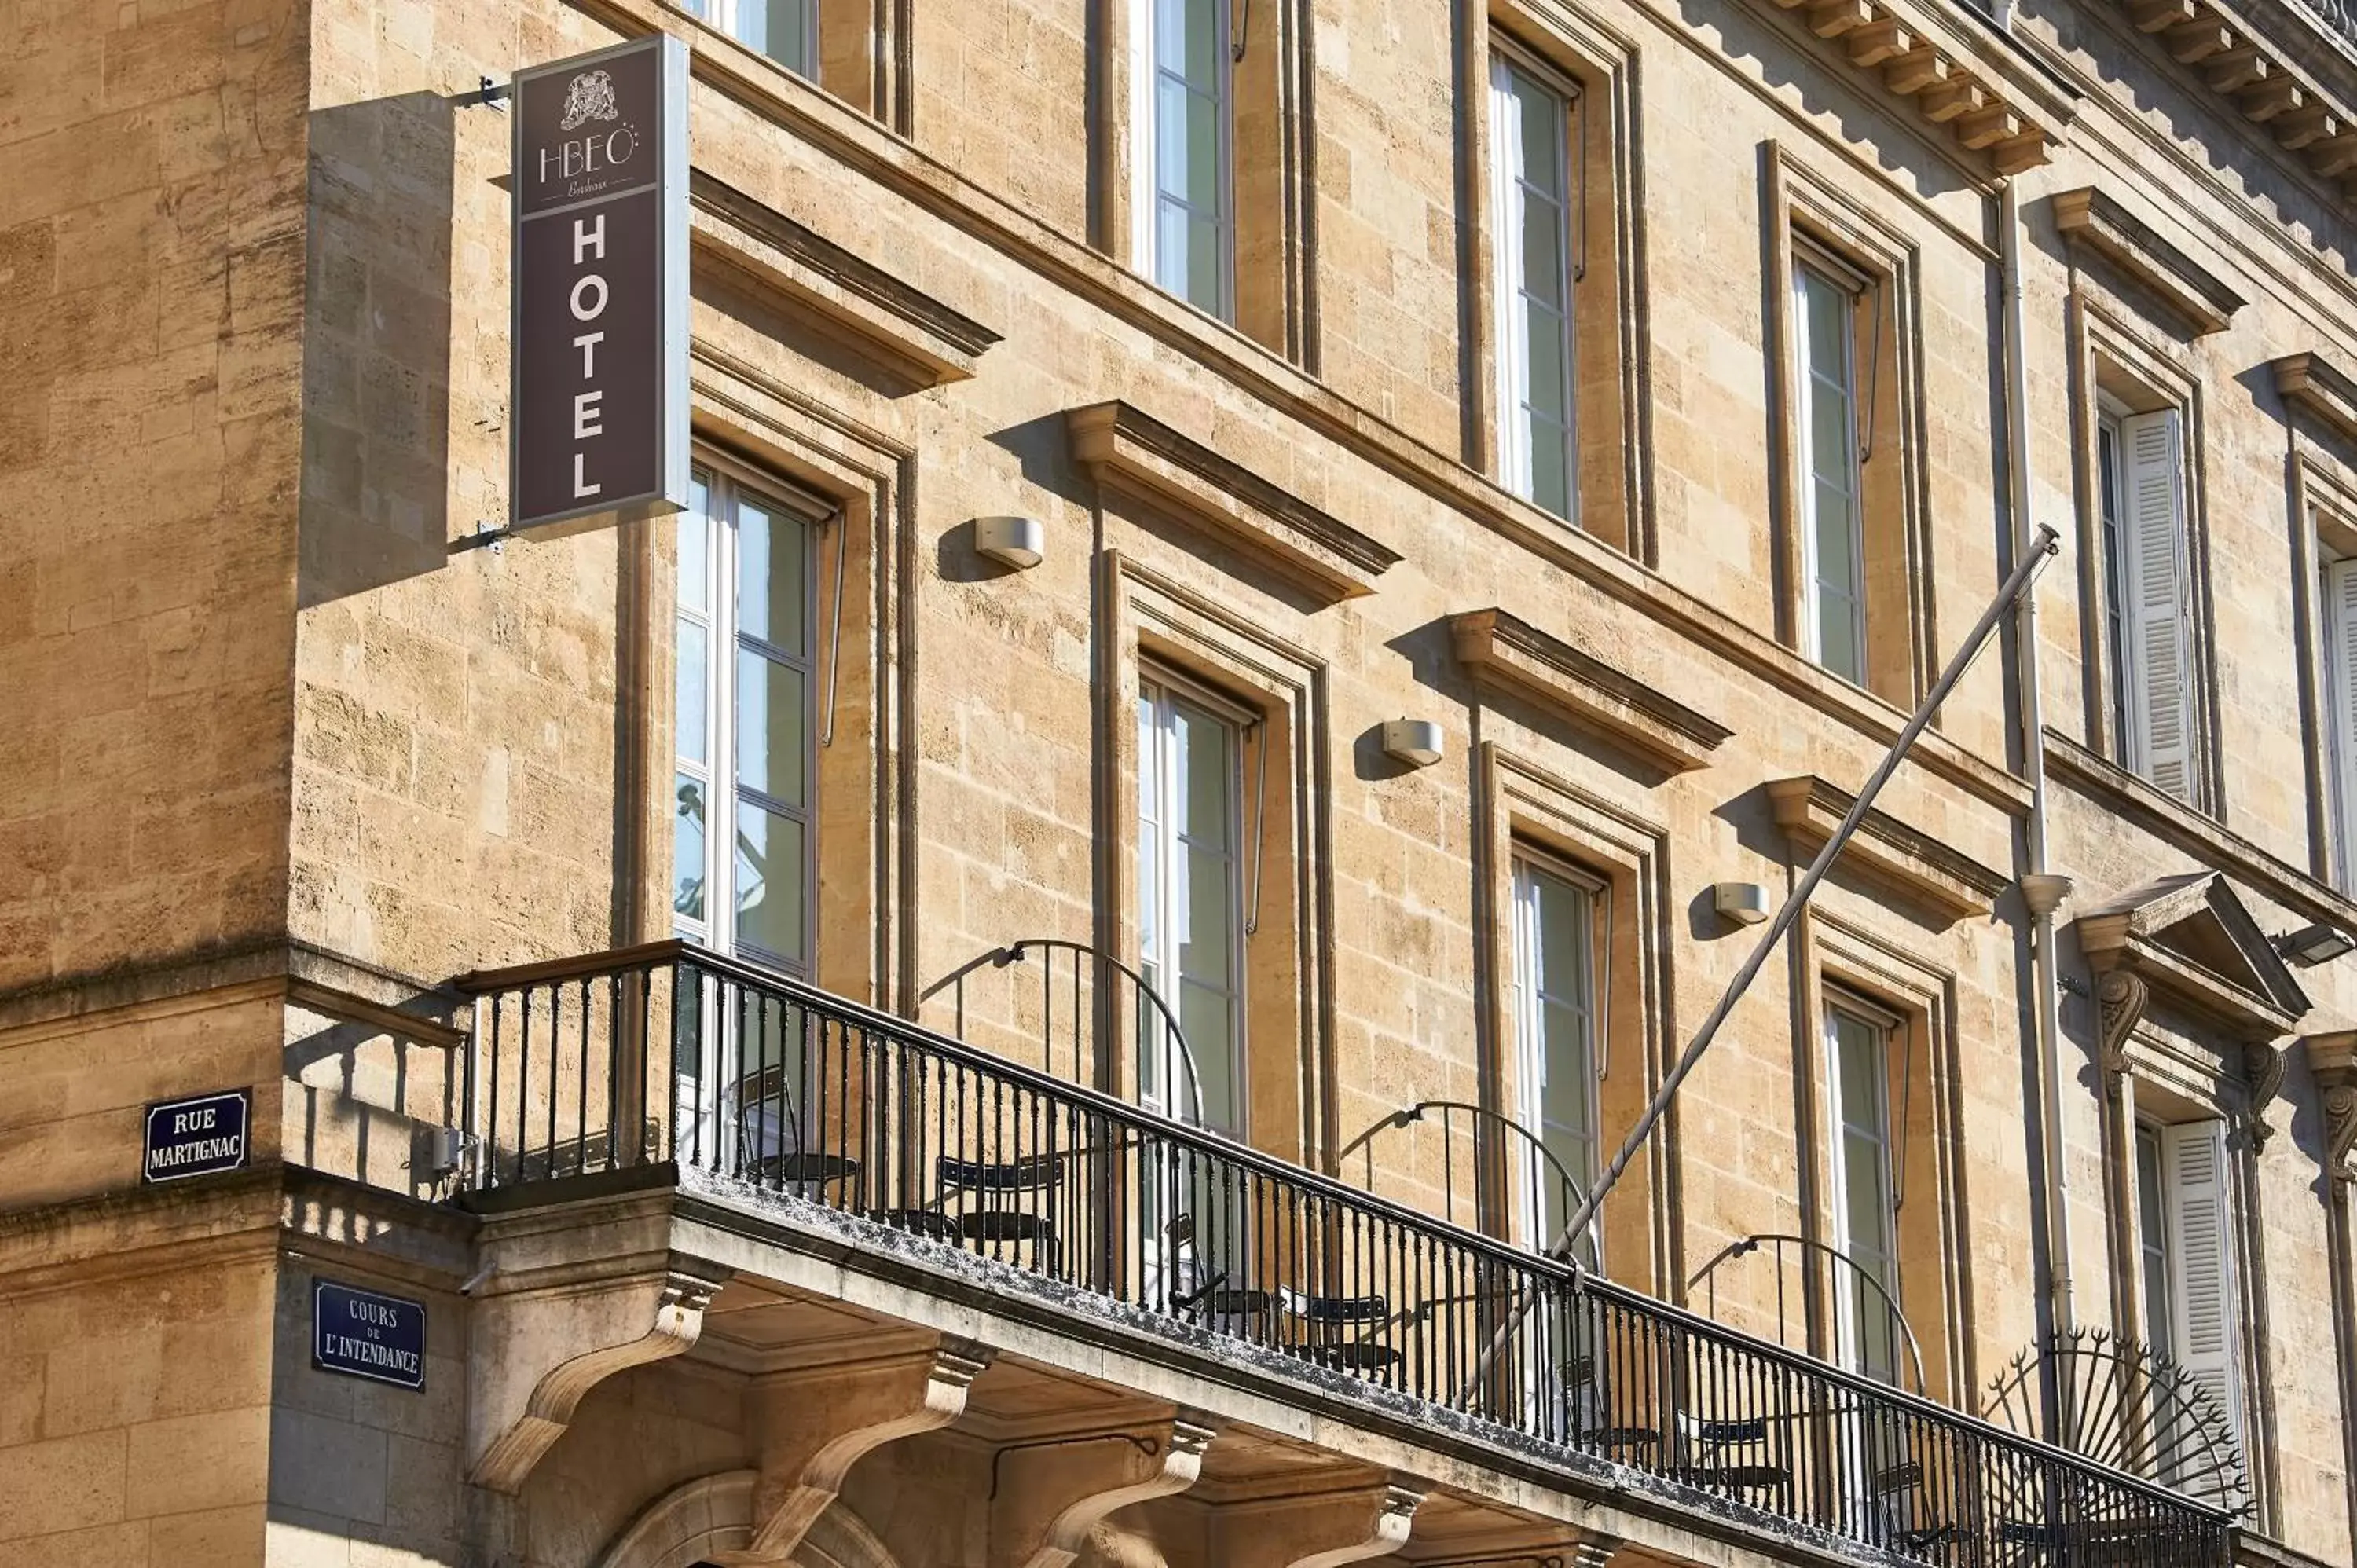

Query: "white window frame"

xmin=672 ymin=460 xmax=821 ymax=978
xmin=2321 ymin=545 xmax=2357 ymax=892
xmin=1129 ymin=0 xmax=1236 ymax=320
xmin=1508 ymin=851 xmax=1604 ymax=1266
xmin=1824 ymin=992 xmax=1902 ymax=1386
xmin=1794 ymin=244 xmax=1869 ymax=687
xmin=681 ymin=0 xmax=817 ymax=78
xmin=2101 ymin=403 xmax=2200 ymax=804
xmin=1489 ymin=50 xmax=1580 ymax=525
xmin=1136 ymin=669 xmax=1250 ymax=1135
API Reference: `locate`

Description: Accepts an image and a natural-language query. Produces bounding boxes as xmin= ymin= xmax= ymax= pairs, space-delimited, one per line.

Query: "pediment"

xmin=1067 ymin=402 xmax=1400 ymax=603
xmin=1765 ymin=775 xmax=2008 ymax=923
xmin=2075 ymin=871 xmax=2309 ymax=1037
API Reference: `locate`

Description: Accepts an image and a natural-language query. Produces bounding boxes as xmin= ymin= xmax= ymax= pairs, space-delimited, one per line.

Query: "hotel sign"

xmin=313 ymin=1280 xmax=427 ymax=1390
xmin=142 ymin=1088 xmax=249 ymax=1184
xmin=510 ymin=34 xmax=689 ymax=537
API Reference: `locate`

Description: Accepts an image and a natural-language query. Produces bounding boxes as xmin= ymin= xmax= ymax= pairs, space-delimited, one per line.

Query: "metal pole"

xmin=1455 ymin=524 xmax=2061 ymax=1407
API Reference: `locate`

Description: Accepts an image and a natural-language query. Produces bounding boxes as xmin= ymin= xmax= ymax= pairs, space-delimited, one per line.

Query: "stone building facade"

xmin=6 ymin=0 xmax=2357 ymax=1564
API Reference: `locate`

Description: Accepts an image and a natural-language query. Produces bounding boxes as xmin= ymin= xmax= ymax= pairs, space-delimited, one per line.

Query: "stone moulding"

xmin=2104 ymin=0 xmax=2357 ymax=200
xmin=1765 ymin=775 xmax=2008 ymax=921
xmin=687 ymin=174 xmax=1002 ymax=386
xmin=2272 ymin=350 xmax=2357 ymax=448
xmin=1753 ymin=0 xmax=2072 ymax=173
xmin=2052 ymin=187 xmax=2248 ymax=335
xmin=1066 ymin=401 xmax=1402 ymax=603
xmin=1450 ymin=609 xmax=1732 ymax=773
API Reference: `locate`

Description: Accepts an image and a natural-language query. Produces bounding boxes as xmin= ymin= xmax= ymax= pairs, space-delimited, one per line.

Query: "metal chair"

xmin=878 ymin=1152 xmax=1065 ymax=1273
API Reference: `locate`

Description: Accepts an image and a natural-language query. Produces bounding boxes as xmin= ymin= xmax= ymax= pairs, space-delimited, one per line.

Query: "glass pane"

xmin=1524 ymin=302 xmax=1569 ymax=420
xmin=737 ymin=0 xmax=811 ymax=75
xmin=673 ymin=775 xmax=707 ymax=921
xmin=1157 ymin=200 xmax=1195 ymax=302
xmin=1514 ymin=74 xmax=1563 ymax=200
xmin=1182 ymin=89 xmax=1222 ymax=212
xmin=1809 ymin=385 xmax=1853 ymax=482
xmin=1520 ymin=195 xmax=1565 ymax=308
xmin=737 ymin=499 xmax=807 ymax=650
xmin=676 ymin=619 xmax=708 ymax=767
xmin=1178 ymin=977 xmax=1237 ymax=1128
xmin=1181 ymin=839 xmax=1234 ymax=987
xmin=1530 ymin=422 xmax=1570 ymax=519
xmin=735 ymin=648 xmax=806 ymax=806
xmin=734 ymin=800 xmax=805 ymax=961
xmin=1817 ymin=588 xmax=1862 ymax=684
xmin=1185 ymin=214 xmax=1224 ymax=313
xmin=1842 ymin=1127 xmax=1890 ymax=1258
xmin=680 ymin=480 xmax=710 ymax=614
xmin=1163 ymin=0 xmax=1222 ymax=87
xmin=1835 ymin=1012 xmax=1882 ymax=1130
xmin=1802 ymin=269 xmax=1850 ymax=383
xmin=1174 ymin=703 xmax=1233 ymax=851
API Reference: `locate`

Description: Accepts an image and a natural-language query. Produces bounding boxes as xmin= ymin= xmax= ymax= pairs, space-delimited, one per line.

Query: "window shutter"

xmin=2117 ymin=409 xmax=2198 ymax=802
xmin=1488 ymin=55 xmax=1528 ymax=496
xmin=2326 ymin=559 xmax=2357 ymax=888
xmin=2163 ymin=1120 xmax=2243 ymax=1443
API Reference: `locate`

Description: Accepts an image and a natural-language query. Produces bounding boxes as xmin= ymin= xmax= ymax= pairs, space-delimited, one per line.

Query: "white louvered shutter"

xmin=2326 ymin=559 xmax=2357 ymax=889
xmin=2164 ymin=1120 xmax=2244 ymax=1445
xmin=2117 ymin=410 xmax=2198 ymax=802
xmin=1489 ymin=54 xmax=1529 ymax=498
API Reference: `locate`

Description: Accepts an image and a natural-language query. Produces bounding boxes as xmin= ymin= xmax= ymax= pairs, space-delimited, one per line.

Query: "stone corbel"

xmin=1222 ymin=1482 xmax=1424 ymax=1568
xmin=739 ymin=1341 xmax=994 ymax=1563
xmin=992 ymin=1418 xmax=1219 ymax=1568
xmin=2096 ymin=968 xmax=2150 ymax=1075
xmin=468 ymin=1259 xmax=731 ymax=1493
xmin=2245 ymin=1037 xmax=2288 ymax=1150
xmin=2310 ymin=1031 xmax=2357 ymax=1182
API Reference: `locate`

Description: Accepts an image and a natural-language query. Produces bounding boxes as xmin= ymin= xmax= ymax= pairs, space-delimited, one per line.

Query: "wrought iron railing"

xmin=452 ymin=941 xmax=2231 ymax=1568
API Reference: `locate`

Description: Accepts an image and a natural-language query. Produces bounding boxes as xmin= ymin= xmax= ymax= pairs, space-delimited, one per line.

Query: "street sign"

xmin=141 ymin=1089 xmax=250 ymax=1184
xmin=312 ymin=1280 xmax=427 ymax=1390
xmin=508 ymin=33 xmax=689 ymax=537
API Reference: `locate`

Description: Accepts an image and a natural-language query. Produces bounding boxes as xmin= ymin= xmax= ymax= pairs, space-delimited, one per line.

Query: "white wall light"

xmin=1712 ymin=881 xmax=1772 ymax=925
xmin=1381 ymin=719 xmax=1445 ymax=768
xmin=973 ymin=515 xmax=1046 ymax=570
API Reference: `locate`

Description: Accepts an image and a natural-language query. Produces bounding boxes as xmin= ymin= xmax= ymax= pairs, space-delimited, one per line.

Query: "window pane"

xmin=1530 ymin=426 xmax=1571 ymax=520
xmin=1182 ymin=89 xmax=1222 ymax=212
xmin=1520 ymin=196 xmax=1566 ymax=309
xmin=1513 ymin=74 xmax=1563 ymax=200
xmin=737 ymin=500 xmax=807 ymax=650
xmin=1802 ymin=269 xmax=1850 ymax=379
xmin=1174 ymin=703 xmax=1233 ymax=851
xmin=734 ymin=800 xmax=805 ymax=960
xmin=735 ymin=0 xmax=812 ymax=75
xmin=1178 ymin=977 xmax=1237 ymax=1127
xmin=676 ymin=619 xmax=708 ymax=767
xmin=735 ymin=648 xmax=806 ymax=806
xmin=673 ymin=775 xmax=707 ymax=921
xmin=1163 ymin=0 xmax=1222 ymax=87
xmin=1525 ymin=303 xmax=1569 ymax=421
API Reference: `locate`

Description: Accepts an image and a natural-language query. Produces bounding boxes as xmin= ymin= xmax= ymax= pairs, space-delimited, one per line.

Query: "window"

xmin=1136 ymin=673 xmax=1246 ymax=1134
xmin=673 ymin=467 xmax=817 ymax=976
xmin=1131 ymin=0 xmax=1234 ymax=318
xmin=681 ymin=0 xmax=816 ymax=76
xmin=1794 ymin=252 xmax=1868 ymax=686
xmin=2095 ymin=402 xmax=2199 ymax=804
xmin=1510 ymin=855 xmax=1600 ymax=1265
xmin=2322 ymin=548 xmax=2357 ymax=889
xmin=1489 ymin=56 xmax=1578 ymax=522
xmin=2134 ymin=1119 xmax=2243 ymax=1447
xmin=1825 ymin=998 xmax=1901 ymax=1386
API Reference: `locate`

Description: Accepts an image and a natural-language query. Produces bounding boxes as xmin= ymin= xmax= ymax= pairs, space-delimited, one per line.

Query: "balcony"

xmin=451 ymin=940 xmax=2232 ymax=1568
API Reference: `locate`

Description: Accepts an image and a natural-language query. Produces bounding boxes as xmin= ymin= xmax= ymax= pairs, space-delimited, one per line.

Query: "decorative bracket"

xmin=2097 ymin=969 xmax=2150 ymax=1076
xmin=994 ymin=1417 xmax=1218 ymax=1568
xmin=742 ymin=1341 xmax=995 ymax=1563
xmin=1222 ymin=1482 xmax=1424 ymax=1568
xmin=467 ymin=1260 xmax=730 ymax=1493
xmin=2311 ymin=1031 xmax=2357 ymax=1182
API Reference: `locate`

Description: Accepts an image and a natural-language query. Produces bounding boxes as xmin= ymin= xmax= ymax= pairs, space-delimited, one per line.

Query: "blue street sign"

xmin=312 ymin=1280 xmax=427 ymax=1390
xmin=141 ymin=1089 xmax=250 ymax=1184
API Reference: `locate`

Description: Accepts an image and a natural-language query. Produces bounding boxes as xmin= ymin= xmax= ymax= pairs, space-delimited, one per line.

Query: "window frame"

xmin=1488 ymin=46 xmax=1582 ymax=525
xmin=1130 ymin=0 xmax=1237 ymax=321
xmin=680 ymin=0 xmax=818 ymax=78
xmin=1823 ymin=987 xmax=1904 ymax=1386
xmin=2319 ymin=534 xmax=2357 ymax=892
xmin=1792 ymin=240 xmax=1871 ymax=688
xmin=1135 ymin=665 xmax=1254 ymax=1136
xmin=1508 ymin=848 xmax=1607 ymax=1265
xmin=672 ymin=457 xmax=823 ymax=979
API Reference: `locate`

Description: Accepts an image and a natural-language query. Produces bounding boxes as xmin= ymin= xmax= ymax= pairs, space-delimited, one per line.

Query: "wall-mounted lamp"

xmin=1380 ymin=719 xmax=1445 ymax=768
xmin=2277 ymin=922 xmax=2355 ymax=967
xmin=1712 ymin=881 xmax=1771 ymax=926
xmin=973 ymin=515 xmax=1046 ymax=570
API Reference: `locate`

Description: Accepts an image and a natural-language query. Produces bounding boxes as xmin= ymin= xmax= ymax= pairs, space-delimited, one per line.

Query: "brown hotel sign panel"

xmin=510 ymin=34 xmax=689 ymax=537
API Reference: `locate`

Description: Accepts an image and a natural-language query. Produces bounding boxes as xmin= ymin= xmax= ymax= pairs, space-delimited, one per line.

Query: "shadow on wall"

xmin=297 ymin=91 xmax=459 ymax=609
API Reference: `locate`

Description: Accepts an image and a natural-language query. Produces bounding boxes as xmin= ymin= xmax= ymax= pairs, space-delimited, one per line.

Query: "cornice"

xmin=1067 ymin=402 xmax=1402 ymax=603
xmin=2053 ymin=186 xmax=2249 ymax=335
xmin=1765 ymin=775 xmax=2011 ymax=921
xmin=2045 ymin=728 xmax=2357 ymax=930
xmin=2309 ymin=1030 xmax=2357 ymax=1179
xmin=1755 ymin=0 xmax=2073 ymax=172
xmin=2272 ymin=349 xmax=2357 ymax=447
xmin=1450 ymin=610 xmax=1732 ymax=773
xmin=2102 ymin=0 xmax=2357 ymax=203
xmin=688 ymin=174 xmax=1002 ymax=386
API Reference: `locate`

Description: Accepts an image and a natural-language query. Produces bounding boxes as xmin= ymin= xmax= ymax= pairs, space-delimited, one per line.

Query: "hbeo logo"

xmin=559 ymin=68 xmax=619 ymax=131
